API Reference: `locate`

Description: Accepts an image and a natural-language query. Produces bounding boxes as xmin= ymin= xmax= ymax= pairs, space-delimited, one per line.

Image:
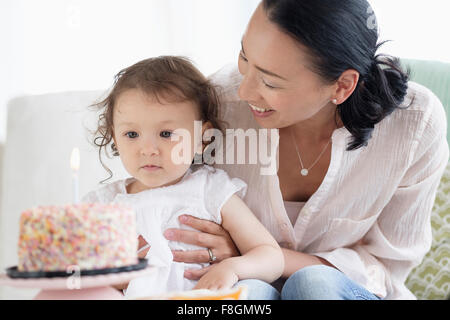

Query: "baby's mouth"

xmin=142 ymin=165 xmax=161 ymax=171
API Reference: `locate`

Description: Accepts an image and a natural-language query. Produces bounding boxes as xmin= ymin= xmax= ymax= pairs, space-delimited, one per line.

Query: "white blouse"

xmin=82 ymin=165 xmax=247 ymax=298
xmin=210 ymin=65 xmax=449 ymax=299
xmin=284 ymin=201 xmax=306 ymax=226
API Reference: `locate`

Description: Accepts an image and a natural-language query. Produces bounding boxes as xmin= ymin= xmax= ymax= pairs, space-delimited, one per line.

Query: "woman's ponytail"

xmin=338 ymin=55 xmax=410 ymax=150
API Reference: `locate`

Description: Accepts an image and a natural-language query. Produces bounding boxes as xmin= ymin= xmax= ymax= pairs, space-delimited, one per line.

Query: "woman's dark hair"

xmin=262 ymin=0 xmax=410 ymax=150
xmin=91 ymin=56 xmax=226 ymax=182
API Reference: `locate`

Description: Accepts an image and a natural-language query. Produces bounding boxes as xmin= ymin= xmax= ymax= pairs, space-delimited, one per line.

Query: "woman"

xmin=161 ymin=0 xmax=449 ymax=299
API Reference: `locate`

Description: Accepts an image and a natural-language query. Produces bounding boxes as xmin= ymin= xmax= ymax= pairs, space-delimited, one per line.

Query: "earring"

xmin=111 ymin=143 xmax=120 ymax=156
xmin=332 ymin=99 xmax=338 ymax=104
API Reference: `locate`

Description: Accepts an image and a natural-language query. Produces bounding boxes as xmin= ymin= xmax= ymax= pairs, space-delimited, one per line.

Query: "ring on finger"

xmin=207 ymin=248 xmax=217 ymax=263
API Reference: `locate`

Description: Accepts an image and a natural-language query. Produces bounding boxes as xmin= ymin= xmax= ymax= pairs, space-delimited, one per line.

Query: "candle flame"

xmin=70 ymin=148 xmax=80 ymax=171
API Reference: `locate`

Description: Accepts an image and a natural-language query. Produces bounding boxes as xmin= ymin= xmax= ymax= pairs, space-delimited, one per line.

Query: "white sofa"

xmin=0 ymin=91 xmax=130 ymax=299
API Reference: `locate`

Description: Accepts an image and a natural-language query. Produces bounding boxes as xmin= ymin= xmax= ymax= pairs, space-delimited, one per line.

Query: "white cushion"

xmin=0 ymin=91 xmax=130 ymax=299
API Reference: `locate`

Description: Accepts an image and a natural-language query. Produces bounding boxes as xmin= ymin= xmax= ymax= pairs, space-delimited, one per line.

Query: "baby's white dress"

xmin=82 ymin=165 xmax=247 ymax=298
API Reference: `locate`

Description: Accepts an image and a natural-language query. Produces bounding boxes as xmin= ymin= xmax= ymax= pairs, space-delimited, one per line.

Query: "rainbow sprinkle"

xmin=17 ymin=203 xmax=138 ymax=272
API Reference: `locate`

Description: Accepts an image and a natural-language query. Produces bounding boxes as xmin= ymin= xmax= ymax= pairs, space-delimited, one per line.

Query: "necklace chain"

xmin=290 ymin=127 xmax=332 ymax=176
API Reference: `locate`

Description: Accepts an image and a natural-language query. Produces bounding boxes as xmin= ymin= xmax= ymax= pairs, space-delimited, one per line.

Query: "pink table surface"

xmin=0 ymin=266 xmax=157 ymax=300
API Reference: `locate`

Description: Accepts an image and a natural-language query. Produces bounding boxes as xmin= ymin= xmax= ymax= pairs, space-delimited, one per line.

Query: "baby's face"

xmin=113 ymin=89 xmax=204 ymax=193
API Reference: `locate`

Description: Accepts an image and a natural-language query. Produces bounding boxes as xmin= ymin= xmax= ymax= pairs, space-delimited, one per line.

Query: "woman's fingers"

xmin=164 ymin=214 xmax=241 ymax=265
xmin=172 ymin=249 xmax=211 ymax=264
xmin=164 ymin=228 xmax=220 ymax=248
xmin=137 ymin=246 xmax=150 ymax=259
xmin=178 ymin=215 xmax=240 ymax=257
xmin=178 ymin=215 xmax=226 ymax=236
xmin=137 ymin=235 xmax=150 ymax=258
xmin=137 ymin=235 xmax=147 ymax=248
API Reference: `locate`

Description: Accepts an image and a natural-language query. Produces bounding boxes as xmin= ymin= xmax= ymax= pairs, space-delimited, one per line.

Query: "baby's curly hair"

xmin=91 ymin=56 xmax=226 ymax=182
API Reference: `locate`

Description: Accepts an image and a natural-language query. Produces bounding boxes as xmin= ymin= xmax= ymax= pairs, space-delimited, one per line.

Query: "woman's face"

xmin=238 ymin=4 xmax=337 ymax=129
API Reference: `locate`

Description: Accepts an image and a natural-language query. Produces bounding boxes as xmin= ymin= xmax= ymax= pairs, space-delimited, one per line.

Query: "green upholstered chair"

xmin=402 ymin=59 xmax=450 ymax=300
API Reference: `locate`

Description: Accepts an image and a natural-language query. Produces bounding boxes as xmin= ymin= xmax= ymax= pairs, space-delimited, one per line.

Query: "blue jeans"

xmin=236 ymin=265 xmax=381 ymax=300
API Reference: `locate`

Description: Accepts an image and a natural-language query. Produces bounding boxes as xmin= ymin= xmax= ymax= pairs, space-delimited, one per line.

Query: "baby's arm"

xmin=194 ymin=194 xmax=284 ymax=289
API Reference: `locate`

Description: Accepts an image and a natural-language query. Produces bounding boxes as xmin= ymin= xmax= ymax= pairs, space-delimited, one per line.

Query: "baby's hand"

xmin=193 ymin=261 xmax=239 ymax=291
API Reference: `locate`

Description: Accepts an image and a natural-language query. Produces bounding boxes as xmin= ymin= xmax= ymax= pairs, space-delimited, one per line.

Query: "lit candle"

xmin=70 ymin=148 xmax=80 ymax=204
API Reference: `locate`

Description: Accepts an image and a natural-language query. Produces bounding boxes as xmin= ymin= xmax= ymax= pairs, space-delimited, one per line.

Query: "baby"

xmin=82 ymin=56 xmax=284 ymax=298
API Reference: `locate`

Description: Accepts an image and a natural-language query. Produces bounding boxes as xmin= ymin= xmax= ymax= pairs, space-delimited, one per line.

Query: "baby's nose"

xmin=140 ymin=140 xmax=160 ymax=156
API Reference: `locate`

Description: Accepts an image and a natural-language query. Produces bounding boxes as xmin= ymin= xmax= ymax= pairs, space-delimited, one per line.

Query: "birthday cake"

xmin=17 ymin=203 xmax=138 ymax=273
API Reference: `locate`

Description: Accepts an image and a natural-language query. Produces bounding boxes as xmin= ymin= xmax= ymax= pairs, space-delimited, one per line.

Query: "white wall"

xmin=2 ymin=0 xmax=450 ymax=144
xmin=0 ymin=0 xmax=260 ymax=143
xmin=0 ymin=0 xmax=14 ymax=144
xmin=369 ymin=0 xmax=450 ymax=63
xmin=2 ymin=1 xmax=450 ymax=144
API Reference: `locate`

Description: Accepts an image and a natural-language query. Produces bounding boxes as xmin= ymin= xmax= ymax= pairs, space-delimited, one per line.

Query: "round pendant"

xmin=301 ymin=169 xmax=309 ymax=176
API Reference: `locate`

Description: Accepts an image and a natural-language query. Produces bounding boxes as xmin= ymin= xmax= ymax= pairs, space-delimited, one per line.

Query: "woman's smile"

xmin=248 ymin=103 xmax=276 ymax=118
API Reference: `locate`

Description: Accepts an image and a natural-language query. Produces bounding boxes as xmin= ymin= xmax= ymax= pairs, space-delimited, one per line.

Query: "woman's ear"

xmin=333 ymin=69 xmax=360 ymax=105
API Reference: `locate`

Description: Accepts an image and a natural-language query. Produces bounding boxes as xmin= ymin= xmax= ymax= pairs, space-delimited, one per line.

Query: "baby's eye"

xmin=125 ymin=132 xmax=139 ymax=139
xmin=160 ymin=131 xmax=173 ymax=139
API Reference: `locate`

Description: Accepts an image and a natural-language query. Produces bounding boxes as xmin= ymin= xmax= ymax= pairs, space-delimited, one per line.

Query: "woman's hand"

xmin=164 ymin=215 xmax=240 ymax=280
xmin=137 ymin=235 xmax=150 ymax=258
